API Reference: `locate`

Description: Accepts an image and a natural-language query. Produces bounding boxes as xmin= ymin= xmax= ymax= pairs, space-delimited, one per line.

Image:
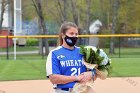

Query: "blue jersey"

xmin=46 ymin=46 xmax=86 ymax=88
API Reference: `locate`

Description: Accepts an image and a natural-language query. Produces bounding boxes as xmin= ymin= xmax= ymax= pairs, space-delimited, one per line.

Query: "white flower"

xmin=84 ymin=46 xmax=110 ymax=65
xmin=85 ymin=46 xmax=97 ymax=52
xmin=99 ymin=49 xmax=109 ymax=65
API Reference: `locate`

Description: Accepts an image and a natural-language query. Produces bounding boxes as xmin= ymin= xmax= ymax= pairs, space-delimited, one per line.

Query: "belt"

xmin=61 ymin=88 xmax=70 ymax=91
xmin=54 ymin=88 xmax=73 ymax=92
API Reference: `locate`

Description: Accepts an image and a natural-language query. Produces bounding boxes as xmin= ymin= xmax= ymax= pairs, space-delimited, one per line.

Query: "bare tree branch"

xmin=86 ymin=0 xmax=91 ymax=33
xmin=0 ymin=0 xmax=8 ymax=29
xmin=54 ymin=0 xmax=63 ymax=23
xmin=69 ymin=0 xmax=78 ymax=25
xmin=55 ymin=0 xmax=68 ymax=22
xmin=63 ymin=0 xmax=68 ymax=21
xmin=57 ymin=0 xmax=64 ymax=20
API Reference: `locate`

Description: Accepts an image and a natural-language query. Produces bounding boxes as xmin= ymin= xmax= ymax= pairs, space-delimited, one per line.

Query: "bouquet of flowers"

xmin=72 ymin=46 xmax=111 ymax=93
xmin=80 ymin=46 xmax=112 ymax=79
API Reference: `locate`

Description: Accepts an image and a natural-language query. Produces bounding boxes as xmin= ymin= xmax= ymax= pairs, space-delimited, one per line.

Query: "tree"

xmin=69 ymin=0 xmax=79 ymax=26
xmin=117 ymin=0 xmax=140 ymax=34
xmin=55 ymin=0 xmax=68 ymax=23
xmin=22 ymin=0 xmax=140 ymax=52
xmin=32 ymin=0 xmax=49 ymax=55
xmin=0 ymin=0 xmax=8 ymax=30
xmin=86 ymin=0 xmax=91 ymax=33
xmin=109 ymin=0 xmax=120 ymax=54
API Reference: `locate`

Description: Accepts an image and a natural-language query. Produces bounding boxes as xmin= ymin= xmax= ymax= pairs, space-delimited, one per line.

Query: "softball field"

xmin=0 ymin=77 xmax=140 ymax=93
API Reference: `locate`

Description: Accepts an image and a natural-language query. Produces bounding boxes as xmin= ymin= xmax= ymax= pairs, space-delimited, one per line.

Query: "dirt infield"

xmin=0 ymin=77 xmax=139 ymax=93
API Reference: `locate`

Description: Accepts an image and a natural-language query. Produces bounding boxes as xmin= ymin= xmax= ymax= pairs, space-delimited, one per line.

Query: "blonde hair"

xmin=58 ymin=22 xmax=78 ymax=46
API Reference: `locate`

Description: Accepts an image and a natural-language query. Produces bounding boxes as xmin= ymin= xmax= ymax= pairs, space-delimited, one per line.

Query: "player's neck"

xmin=62 ymin=43 xmax=74 ymax=50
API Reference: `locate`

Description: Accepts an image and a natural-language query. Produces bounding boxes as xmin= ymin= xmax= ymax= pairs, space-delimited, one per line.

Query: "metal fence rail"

xmin=0 ymin=34 xmax=140 ymax=60
xmin=0 ymin=34 xmax=140 ymax=38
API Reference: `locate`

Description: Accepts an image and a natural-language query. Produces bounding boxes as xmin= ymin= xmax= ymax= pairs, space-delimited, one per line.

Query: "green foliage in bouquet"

xmin=80 ymin=46 xmax=112 ymax=76
xmin=80 ymin=46 xmax=103 ymax=64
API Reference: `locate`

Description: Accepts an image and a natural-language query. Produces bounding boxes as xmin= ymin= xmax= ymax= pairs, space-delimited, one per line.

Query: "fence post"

xmin=119 ymin=37 xmax=121 ymax=58
xmin=42 ymin=38 xmax=44 ymax=59
xmin=6 ymin=36 xmax=9 ymax=60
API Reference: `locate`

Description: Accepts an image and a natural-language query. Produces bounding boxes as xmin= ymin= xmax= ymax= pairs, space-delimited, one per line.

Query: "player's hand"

xmin=79 ymin=71 xmax=92 ymax=83
xmin=75 ymin=74 xmax=85 ymax=82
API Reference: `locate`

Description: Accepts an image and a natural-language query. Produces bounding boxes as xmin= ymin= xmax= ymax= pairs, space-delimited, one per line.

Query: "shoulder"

xmin=47 ymin=46 xmax=63 ymax=58
xmin=74 ymin=46 xmax=80 ymax=49
xmin=74 ymin=46 xmax=81 ymax=51
xmin=49 ymin=46 xmax=63 ymax=54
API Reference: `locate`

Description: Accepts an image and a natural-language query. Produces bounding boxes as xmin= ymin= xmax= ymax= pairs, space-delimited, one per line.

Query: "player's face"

xmin=65 ymin=27 xmax=78 ymax=37
xmin=62 ymin=27 xmax=78 ymax=47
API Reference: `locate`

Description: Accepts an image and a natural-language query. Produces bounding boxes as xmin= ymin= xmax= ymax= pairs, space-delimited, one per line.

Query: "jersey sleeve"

xmin=46 ymin=51 xmax=61 ymax=77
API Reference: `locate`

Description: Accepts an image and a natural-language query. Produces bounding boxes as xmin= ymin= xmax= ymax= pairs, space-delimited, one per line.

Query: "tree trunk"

xmin=0 ymin=0 xmax=7 ymax=30
xmin=70 ymin=0 xmax=78 ymax=26
xmin=63 ymin=0 xmax=68 ymax=21
xmin=39 ymin=38 xmax=43 ymax=56
xmin=55 ymin=0 xmax=68 ymax=23
xmin=109 ymin=0 xmax=120 ymax=54
xmin=32 ymin=0 xmax=49 ymax=55
xmin=85 ymin=0 xmax=91 ymax=45
xmin=86 ymin=0 xmax=91 ymax=34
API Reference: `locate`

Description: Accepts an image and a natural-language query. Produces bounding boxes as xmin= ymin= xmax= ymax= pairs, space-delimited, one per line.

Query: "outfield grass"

xmin=110 ymin=58 xmax=140 ymax=77
xmin=0 ymin=54 xmax=46 ymax=60
xmin=0 ymin=47 xmax=139 ymax=61
xmin=0 ymin=59 xmax=46 ymax=81
xmin=0 ymin=46 xmax=38 ymax=52
xmin=103 ymin=47 xmax=140 ymax=58
xmin=0 ymin=57 xmax=140 ymax=81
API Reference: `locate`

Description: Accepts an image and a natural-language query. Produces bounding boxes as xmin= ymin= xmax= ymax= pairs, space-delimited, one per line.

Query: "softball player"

xmin=46 ymin=22 xmax=96 ymax=93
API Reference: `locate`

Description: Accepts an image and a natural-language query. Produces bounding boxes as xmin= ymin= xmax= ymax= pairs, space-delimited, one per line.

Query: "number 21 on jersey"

xmin=71 ymin=68 xmax=81 ymax=76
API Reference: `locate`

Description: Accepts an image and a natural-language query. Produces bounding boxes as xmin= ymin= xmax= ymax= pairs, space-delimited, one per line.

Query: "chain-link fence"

xmin=0 ymin=35 xmax=140 ymax=60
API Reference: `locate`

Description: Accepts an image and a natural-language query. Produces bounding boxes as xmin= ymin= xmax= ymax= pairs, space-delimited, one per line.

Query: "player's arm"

xmin=49 ymin=74 xmax=84 ymax=84
xmin=46 ymin=51 xmax=84 ymax=84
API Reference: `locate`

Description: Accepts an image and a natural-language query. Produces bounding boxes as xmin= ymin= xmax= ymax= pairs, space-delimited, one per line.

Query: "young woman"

xmin=46 ymin=22 xmax=96 ymax=93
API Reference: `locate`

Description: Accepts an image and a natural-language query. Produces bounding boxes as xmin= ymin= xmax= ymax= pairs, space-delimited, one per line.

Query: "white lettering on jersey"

xmin=60 ymin=60 xmax=84 ymax=67
xmin=66 ymin=60 xmax=71 ymax=66
xmin=74 ymin=60 xmax=79 ymax=66
xmin=70 ymin=60 xmax=74 ymax=66
xmin=60 ymin=61 xmax=65 ymax=67
xmin=79 ymin=60 xmax=84 ymax=65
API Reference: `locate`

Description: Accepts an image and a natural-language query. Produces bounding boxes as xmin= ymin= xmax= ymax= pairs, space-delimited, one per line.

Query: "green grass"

xmin=110 ymin=58 xmax=140 ymax=77
xmin=0 ymin=46 xmax=38 ymax=52
xmin=1 ymin=47 xmax=139 ymax=58
xmin=0 ymin=57 xmax=140 ymax=81
xmin=0 ymin=59 xmax=46 ymax=81
xmin=0 ymin=47 xmax=140 ymax=81
xmin=1 ymin=47 xmax=140 ymax=61
xmin=103 ymin=48 xmax=140 ymax=58
xmin=0 ymin=54 xmax=46 ymax=60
